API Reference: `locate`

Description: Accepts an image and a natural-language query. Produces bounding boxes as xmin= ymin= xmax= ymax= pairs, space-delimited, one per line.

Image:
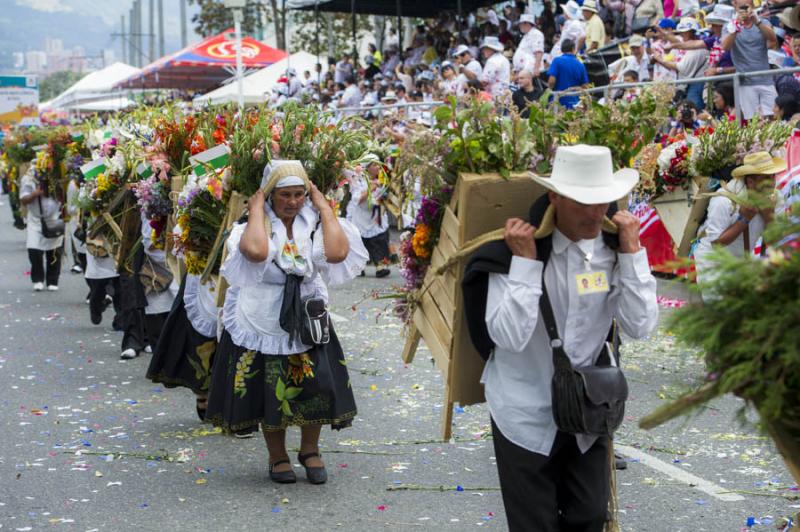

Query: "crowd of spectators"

xmin=268 ymin=0 xmax=800 ymax=124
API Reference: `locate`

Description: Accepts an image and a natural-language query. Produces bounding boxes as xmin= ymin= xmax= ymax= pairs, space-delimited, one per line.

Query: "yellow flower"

xmin=411 ymin=224 xmax=432 ymax=259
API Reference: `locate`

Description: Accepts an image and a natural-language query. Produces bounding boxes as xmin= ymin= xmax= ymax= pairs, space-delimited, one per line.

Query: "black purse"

xmin=540 ymin=284 xmax=628 ymax=438
xmin=38 ymin=196 xmax=65 ymax=239
xmin=301 ymin=296 xmax=331 ymax=346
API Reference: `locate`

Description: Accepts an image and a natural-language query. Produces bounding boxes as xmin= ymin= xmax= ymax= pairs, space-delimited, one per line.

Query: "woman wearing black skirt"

xmin=205 ymin=160 xmax=368 ymax=484
xmin=146 ymin=273 xmax=218 ymax=420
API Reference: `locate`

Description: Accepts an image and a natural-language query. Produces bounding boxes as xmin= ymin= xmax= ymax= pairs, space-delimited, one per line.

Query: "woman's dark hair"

xmin=775 ymin=92 xmax=800 ymax=121
xmin=713 ymin=81 xmax=735 ymax=108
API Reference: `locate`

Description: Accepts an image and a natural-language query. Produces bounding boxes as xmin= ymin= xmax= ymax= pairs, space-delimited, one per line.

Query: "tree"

xmin=188 ymin=0 xmax=265 ymax=38
xmin=291 ymin=11 xmax=374 ymax=63
xmin=39 ymin=71 xmax=87 ymax=101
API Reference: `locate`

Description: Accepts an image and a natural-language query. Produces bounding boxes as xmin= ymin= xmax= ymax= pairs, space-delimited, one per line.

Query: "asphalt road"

xmin=0 ymin=193 xmax=796 ymax=532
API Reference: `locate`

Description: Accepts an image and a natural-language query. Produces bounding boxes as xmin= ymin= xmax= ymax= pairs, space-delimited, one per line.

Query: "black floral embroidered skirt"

xmin=146 ymin=277 xmax=216 ymax=396
xmin=205 ymin=329 xmax=357 ymax=433
xmin=362 ymin=229 xmax=391 ymax=265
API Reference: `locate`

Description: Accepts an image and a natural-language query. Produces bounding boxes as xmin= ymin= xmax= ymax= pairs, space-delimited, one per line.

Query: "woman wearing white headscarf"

xmin=205 ymin=160 xmax=368 ymax=485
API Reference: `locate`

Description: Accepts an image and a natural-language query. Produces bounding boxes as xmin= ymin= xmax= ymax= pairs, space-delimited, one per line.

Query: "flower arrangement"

xmin=132 ymin=175 xmax=173 ymax=249
xmin=228 ymin=108 xmax=272 ymax=197
xmin=655 ymin=140 xmax=692 ymax=196
xmin=173 ymin=170 xmax=229 ymax=275
xmin=691 ymin=118 xmax=792 ymax=179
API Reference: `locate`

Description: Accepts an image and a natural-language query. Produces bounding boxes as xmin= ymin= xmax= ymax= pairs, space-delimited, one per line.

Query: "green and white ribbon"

xmin=189 ymin=144 xmax=230 ymax=178
xmin=80 ymin=158 xmax=109 ymax=180
xmin=136 ymin=163 xmax=154 ymax=179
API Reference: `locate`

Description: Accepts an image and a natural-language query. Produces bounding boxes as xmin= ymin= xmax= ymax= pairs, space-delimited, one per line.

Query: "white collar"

xmin=552 ymin=227 xmax=598 ymax=259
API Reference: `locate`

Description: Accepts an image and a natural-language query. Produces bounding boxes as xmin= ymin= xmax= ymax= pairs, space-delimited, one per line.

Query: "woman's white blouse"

xmin=220 ymin=201 xmax=368 ymax=355
xmin=183 ymin=273 xmax=218 ymax=338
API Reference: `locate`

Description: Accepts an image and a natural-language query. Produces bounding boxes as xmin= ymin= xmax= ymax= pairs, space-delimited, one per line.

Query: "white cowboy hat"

xmin=381 ymin=90 xmax=398 ymax=101
xmin=675 ymin=18 xmax=701 ymax=33
xmin=581 ymin=0 xmax=598 ymax=14
xmin=531 ymin=145 xmax=639 ymax=204
xmin=561 ymin=0 xmax=583 ymax=20
xmin=452 ymin=44 xmax=471 ymax=57
xmin=518 ymin=13 xmax=536 ymax=26
xmin=479 ymin=36 xmax=504 ymax=52
xmin=705 ymin=4 xmax=735 ymax=25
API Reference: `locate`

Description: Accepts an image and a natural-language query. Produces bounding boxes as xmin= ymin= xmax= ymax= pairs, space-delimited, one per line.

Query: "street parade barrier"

xmin=401 ymin=171 xmax=546 ymax=440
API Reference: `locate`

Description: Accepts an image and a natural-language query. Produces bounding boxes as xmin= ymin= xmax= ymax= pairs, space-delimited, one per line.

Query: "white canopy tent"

xmin=48 ymin=62 xmax=140 ymax=111
xmin=69 ymin=96 xmax=136 ymax=113
xmin=194 ymin=51 xmax=324 ymax=106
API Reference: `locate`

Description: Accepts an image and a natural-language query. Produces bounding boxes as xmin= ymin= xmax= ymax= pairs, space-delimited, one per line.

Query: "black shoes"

xmin=269 ymin=459 xmax=297 ymax=484
xmin=298 ymin=452 xmax=328 ymax=484
xmin=376 ymin=268 xmax=390 ymax=278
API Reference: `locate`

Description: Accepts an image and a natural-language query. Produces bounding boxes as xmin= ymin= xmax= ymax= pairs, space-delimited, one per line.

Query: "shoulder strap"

xmin=539 ymin=283 xmax=574 ymax=373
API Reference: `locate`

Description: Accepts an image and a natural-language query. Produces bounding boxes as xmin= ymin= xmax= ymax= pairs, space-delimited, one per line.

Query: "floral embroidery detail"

xmin=234 ymin=350 xmax=259 ymax=398
xmin=287 ymin=353 xmax=314 ymax=386
xmin=275 ymin=377 xmax=303 ymax=416
xmin=281 ymin=241 xmax=307 ymax=271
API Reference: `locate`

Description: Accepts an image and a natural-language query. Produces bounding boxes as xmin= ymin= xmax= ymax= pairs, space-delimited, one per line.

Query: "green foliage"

xmin=188 ymin=0 xmax=265 ymax=37
xmin=433 ymin=96 xmax=534 ymax=179
xmin=228 ymin=108 xmax=272 ymax=197
xmin=666 ymin=208 xmax=800 ymax=429
xmin=290 ymin=11 xmax=374 ymax=59
xmin=39 ymin=71 xmax=86 ymax=102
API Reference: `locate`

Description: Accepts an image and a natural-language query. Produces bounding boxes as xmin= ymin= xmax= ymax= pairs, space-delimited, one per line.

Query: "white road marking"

xmin=615 ymin=444 xmax=745 ymax=502
xmin=329 ymin=312 xmax=349 ymax=323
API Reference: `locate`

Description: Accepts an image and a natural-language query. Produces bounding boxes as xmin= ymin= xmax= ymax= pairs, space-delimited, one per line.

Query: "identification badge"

xmin=576 ymin=271 xmax=609 ymax=295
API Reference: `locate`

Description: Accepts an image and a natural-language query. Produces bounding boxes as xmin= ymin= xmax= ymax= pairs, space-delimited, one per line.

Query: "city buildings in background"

xmin=14 ymin=38 xmax=116 ymax=76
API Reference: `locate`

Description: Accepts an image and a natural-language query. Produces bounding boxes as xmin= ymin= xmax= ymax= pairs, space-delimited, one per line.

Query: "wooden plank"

xmin=429 ymin=247 xmax=457 ymax=304
xmin=419 ymin=291 xmax=453 ymax=352
xmin=456 ymin=172 xmax=546 ymax=243
xmin=401 ymin=324 xmax=422 ymax=364
xmin=441 ymin=206 xmax=460 ymax=247
xmin=412 ymin=308 xmax=450 ymax=377
xmin=429 ymin=277 xmax=455 ymax=328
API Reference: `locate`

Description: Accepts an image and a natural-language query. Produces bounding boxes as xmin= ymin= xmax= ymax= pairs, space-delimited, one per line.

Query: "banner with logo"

xmin=0 ymin=75 xmax=40 ymax=126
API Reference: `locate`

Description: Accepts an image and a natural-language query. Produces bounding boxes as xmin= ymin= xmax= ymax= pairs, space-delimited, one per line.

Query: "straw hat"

xmin=531 ymin=145 xmax=639 ymax=204
xmin=452 ymin=44 xmax=471 ymax=57
xmin=778 ymin=6 xmax=800 ymax=31
xmin=731 ymin=152 xmax=788 ymax=178
xmin=629 ymin=34 xmax=645 ymax=47
xmin=381 ymin=90 xmax=398 ymax=102
xmin=582 ymin=0 xmax=598 ymax=14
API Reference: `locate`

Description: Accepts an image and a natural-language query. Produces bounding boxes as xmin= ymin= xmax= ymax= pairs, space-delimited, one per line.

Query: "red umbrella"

xmin=115 ymin=29 xmax=287 ymax=91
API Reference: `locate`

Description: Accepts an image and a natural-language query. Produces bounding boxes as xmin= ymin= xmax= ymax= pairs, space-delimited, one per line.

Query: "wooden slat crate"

xmin=402 ymin=172 xmax=546 ymax=440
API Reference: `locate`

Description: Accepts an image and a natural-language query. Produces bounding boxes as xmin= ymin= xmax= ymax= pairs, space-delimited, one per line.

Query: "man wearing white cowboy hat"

xmin=551 ymin=1 xmax=586 ymax=60
xmin=453 ymin=44 xmax=483 ymax=97
xmin=479 ymin=36 xmax=511 ymax=98
xmin=582 ymin=0 xmax=606 ymax=53
xmin=694 ymin=151 xmax=786 ymax=299
xmin=463 ymin=144 xmax=657 ymax=530
xmin=513 ymin=13 xmax=545 ymax=76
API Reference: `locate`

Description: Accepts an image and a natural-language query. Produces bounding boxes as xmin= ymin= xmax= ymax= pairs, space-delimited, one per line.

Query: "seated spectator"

xmin=439 ymin=61 xmax=459 ymax=97
xmin=700 ymin=81 xmax=737 ymax=121
xmin=368 ymin=43 xmax=382 ymax=66
xmin=608 ymin=34 xmax=650 ymax=82
xmin=512 ymin=69 xmax=543 ymax=117
xmin=547 ymin=38 xmax=589 ymax=108
xmin=651 ymin=19 xmax=709 ymax=110
xmin=453 ymin=44 xmax=483 ymax=97
xmin=722 ymin=0 xmax=779 ymax=120
xmin=774 ymin=93 xmax=800 ymax=122
xmin=621 ymin=70 xmax=642 ymax=101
